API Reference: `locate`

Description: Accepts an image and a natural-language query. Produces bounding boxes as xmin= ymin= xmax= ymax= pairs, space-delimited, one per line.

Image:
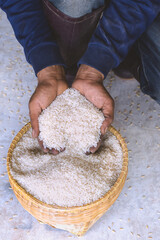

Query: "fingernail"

xmin=32 ymin=129 xmax=36 ymax=138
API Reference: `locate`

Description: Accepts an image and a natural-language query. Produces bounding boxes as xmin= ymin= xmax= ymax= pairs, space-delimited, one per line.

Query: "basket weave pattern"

xmin=7 ymin=122 xmax=128 ymax=236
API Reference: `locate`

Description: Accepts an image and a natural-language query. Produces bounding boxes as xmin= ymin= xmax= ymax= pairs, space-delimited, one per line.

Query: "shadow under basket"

xmin=7 ymin=122 xmax=128 ymax=236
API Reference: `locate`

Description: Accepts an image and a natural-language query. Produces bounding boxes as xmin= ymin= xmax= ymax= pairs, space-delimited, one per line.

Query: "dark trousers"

xmin=138 ymin=14 xmax=160 ymax=104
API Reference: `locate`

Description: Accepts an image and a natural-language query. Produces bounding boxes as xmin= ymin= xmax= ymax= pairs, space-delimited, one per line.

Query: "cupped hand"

xmin=29 ymin=65 xmax=68 ymax=154
xmin=72 ymin=64 xmax=114 ymax=154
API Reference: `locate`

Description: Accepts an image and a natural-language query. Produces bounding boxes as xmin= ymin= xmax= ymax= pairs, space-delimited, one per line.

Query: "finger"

xmin=100 ymin=117 xmax=113 ymax=135
xmin=86 ymin=135 xmax=103 ymax=155
xmin=38 ymin=139 xmax=49 ymax=153
xmin=90 ymin=139 xmax=103 ymax=154
xmin=50 ymin=148 xmax=59 ymax=155
xmin=49 ymin=147 xmax=65 ymax=155
xmin=86 ymin=151 xmax=91 ymax=155
xmin=101 ymin=98 xmax=114 ymax=135
xmin=29 ymin=98 xmax=41 ymax=138
xmin=60 ymin=147 xmax=65 ymax=152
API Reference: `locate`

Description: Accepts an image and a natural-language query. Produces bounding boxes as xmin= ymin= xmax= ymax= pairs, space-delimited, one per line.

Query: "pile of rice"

xmin=38 ymin=88 xmax=105 ymax=153
xmin=10 ymin=88 xmax=123 ymax=207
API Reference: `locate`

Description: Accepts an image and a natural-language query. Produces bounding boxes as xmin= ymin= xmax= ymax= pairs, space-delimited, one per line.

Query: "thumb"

xmin=29 ymin=100 xmax=42 ymax=138
xmin=100 ymin=117 xmax=113 ymax=135
xmin=101 ymin=99 xmax=114 ymax=135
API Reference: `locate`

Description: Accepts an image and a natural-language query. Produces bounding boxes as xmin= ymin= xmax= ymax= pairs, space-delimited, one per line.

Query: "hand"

xmin=29 ymin=65 xmax=68 ymax=154
xmin=72 ymin=64 xmax=114 ymax=154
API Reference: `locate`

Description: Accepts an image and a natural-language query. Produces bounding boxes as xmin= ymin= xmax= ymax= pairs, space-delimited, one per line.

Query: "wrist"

xmin=37 ymin=65 xmax=65 ymax=83
xmin=76 ymin=64 xmax=104 ymax=82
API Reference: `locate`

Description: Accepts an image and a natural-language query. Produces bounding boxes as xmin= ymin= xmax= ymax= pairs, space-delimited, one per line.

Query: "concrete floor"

xmin=0 ymin=9 xmax=160 ymax=240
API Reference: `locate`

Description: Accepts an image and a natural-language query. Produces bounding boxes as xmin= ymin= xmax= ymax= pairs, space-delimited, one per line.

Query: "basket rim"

xmin=7 ymin=122 xmax=128 ymax=211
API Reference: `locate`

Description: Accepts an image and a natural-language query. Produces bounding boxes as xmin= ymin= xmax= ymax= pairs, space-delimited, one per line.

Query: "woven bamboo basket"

xmin=7 ymin=122 xmax=128 ymax=236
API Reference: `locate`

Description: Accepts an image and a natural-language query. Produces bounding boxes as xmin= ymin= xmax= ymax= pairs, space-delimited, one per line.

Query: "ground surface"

xmin=0 ymin=10 xmax=160 ymax=240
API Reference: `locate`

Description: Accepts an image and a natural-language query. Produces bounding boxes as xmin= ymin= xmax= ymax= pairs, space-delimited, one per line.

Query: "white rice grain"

xmin=38 ymin=88 xmax=104 ymax=153
xmin=10 ymin=88 xmax=123 ymax=207
xmin=10 ymin=129 xmax=123 ymax=207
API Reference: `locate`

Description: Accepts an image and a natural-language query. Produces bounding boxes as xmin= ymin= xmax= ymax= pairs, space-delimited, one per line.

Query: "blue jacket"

xmin=0 ymin=0 xmax=160 ymax=77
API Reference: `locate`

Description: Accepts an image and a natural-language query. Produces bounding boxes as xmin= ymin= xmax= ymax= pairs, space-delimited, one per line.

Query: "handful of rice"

xmin=38 ymin=88 xmax=105 ymax=154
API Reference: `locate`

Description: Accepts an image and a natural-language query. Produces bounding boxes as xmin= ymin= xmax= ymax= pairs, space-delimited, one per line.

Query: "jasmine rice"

xmin=10 ymin=89 xmax=123 ymax=207
xmin=38 ymin=88 xmax=105 ymax=153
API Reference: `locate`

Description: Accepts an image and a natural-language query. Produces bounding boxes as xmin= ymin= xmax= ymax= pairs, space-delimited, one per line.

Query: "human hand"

xmin=72 ymin=64 xmax=114 ymax=154
xmin=29 ymin=65 xmax=68 ymax=154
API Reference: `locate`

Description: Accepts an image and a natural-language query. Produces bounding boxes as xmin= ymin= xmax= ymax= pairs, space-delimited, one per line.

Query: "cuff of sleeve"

xmin=78 ymin=45 xmax=116 ymax=78
xmin=27 ymin=43 xmax=66 ymax=75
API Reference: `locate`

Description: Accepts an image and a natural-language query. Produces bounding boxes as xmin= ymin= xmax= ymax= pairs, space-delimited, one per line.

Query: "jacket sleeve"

xmin=0 ymin=0 xmax=65 ymax=75
xmin=78 ymin=0 xmax=160 ymax=78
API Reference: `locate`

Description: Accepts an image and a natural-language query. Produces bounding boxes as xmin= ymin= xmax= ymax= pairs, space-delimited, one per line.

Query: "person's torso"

xmin=49 ymin=0 xmax=105 ymax=18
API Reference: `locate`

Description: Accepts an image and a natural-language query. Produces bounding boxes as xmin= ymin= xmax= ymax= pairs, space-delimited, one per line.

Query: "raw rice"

xmin=38 ymin=88 xmax=105 ymax=153
xmin=10 ymin=129 xmax=123 ymax=207
xmin=10 ymin=88 xmax=123 ymax=207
